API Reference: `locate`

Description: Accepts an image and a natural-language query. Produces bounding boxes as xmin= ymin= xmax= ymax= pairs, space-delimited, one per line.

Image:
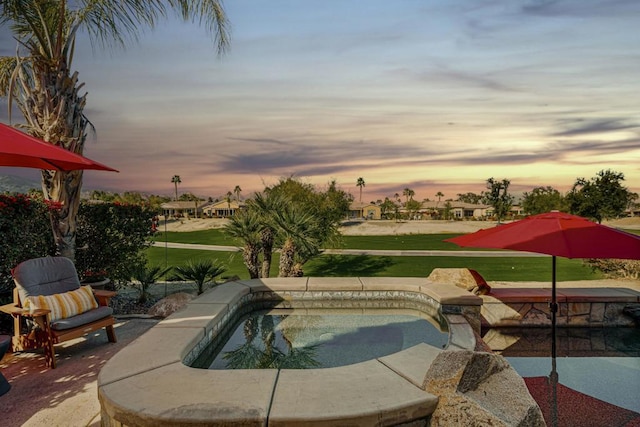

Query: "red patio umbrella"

xmin=445 ymin=211 xmax=640 ymax=354
xmin=0 ymin=123 xmax=117 ymax=172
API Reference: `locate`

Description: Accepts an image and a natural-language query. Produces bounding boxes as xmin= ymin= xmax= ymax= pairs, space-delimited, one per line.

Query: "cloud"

xmin=521 ymin=0 xmax=640 ymax=17
xmin=552 ymin=119 xmax=639 ymax=137
xmin=218 ymin=136 xmax=447 ymax=175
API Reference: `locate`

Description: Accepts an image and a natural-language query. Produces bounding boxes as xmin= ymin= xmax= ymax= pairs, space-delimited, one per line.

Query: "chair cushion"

xmin=51 ymin=306 xmax=113 ymax=331
xmin=25 ymin=285 xmax=98 ymax=322
xmin=13 ymin=257 xmax=81 ymax=303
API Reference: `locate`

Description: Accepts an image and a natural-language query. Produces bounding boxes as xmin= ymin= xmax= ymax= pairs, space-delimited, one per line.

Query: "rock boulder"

xmin=422 ymin=350 xmax=545 ymax=426
xmin=147 ymin=292 xmax=195 ymax=318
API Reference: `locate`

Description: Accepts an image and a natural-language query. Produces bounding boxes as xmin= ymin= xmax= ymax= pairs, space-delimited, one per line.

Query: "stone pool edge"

xmin=98 ymin=277 xmax=482 ymax=426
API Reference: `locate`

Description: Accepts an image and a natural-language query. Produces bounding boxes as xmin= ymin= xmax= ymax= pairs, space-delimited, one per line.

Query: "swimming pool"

xmin=485 ymin=326 xmax=640 ymax=424
xmin=193 ymin=308 xmax=450 ymax=369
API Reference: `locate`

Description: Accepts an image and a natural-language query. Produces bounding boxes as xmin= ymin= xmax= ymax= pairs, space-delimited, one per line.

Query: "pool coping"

xmin=98 ymin=277 xmax=482 ymax=426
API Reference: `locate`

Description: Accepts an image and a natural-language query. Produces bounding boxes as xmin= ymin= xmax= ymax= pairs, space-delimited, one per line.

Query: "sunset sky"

xmin=2 ymin=0 xmax=640 ymax=202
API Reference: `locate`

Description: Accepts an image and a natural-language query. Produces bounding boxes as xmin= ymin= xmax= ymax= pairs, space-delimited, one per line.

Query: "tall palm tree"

xmin=356 ymin=177 xmax=365 ymax=202
xmin=171 ymin=175 xmax=182 ymax=201
xmin=403 ymin=188 xmax=415 ymax=205
xmin=0 ymin=1 xmax=229 ymax=260
xmin=225 ymin=191 xmax=233 ymax=217
xmin=234 ymin=185 xmax=242 ymax=202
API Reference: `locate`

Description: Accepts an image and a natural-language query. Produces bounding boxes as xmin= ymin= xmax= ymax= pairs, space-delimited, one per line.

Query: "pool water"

xmin=195 ymin=309 xmax=449 ymax=369
xmin=494 ymin=327 xmax=640 ymax=423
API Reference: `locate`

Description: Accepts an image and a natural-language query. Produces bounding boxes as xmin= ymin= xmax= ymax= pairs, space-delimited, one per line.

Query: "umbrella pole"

xmin=551 ymin=255 xmax=557 ymax=359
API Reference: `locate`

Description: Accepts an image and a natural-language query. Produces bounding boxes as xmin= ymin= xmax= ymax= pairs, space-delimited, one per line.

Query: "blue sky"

xmin=2 ymin=0 xmax=640 ymax=202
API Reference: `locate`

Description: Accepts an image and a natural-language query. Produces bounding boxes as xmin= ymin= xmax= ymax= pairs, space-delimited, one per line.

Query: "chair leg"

xmin=106 ymin=325 xmax=117 ymax=343
xmin=44 ymin=339 xmax=56 ymax=369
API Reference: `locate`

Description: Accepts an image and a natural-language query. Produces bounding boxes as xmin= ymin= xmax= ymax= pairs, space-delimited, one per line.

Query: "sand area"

xmin=161 ymin=216 xmax=640 ymax=235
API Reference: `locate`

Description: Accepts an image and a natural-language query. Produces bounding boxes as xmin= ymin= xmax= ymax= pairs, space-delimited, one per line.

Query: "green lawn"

xmin=146 ymin=247 xmax=280 ymax=279
xmin=158 ymin=230 xmax=493 ymax=251
xmin=147 ymin=247 xmax=601 ymax=282
xmin=154 ymin=229 xmax=239 ymax=246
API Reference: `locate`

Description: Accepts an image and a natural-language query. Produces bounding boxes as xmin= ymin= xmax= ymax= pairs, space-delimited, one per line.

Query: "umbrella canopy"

xmin=0 ymin=123 xmax=117 ymax=172
xmin=445 ymin=211 xmax=640 ymax=356
xmin=445 ymin=211 xmax=640 ymax=260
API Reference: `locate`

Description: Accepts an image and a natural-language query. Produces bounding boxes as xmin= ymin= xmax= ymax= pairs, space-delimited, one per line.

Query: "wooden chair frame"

xmin=0 ymin=287 xmax=117 ymax=368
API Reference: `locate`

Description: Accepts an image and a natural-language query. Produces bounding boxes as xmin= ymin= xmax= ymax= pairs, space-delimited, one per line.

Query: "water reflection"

xmin=222 ymin=313 xmax=321 ymax=369
xmin=202 ymin=309 xmax=448 ymax=370
xmin=485 ymin=324 xmax=640 ymax=426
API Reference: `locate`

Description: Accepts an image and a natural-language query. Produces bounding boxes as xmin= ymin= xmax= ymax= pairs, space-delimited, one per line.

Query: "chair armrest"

xmin=93 ymin=289 xmax=117 ymax=306
xmin=0 ymin=303 xmax=23 ymax=316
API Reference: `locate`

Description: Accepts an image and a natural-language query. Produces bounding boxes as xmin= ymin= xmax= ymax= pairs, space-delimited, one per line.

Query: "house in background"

xmin=348 ymin=202 xmax=381 ymax=220
xmin=202 ymin=200 xmax=243 ymax=218
xmin=161 ymin=201 xmax=208 ymax=218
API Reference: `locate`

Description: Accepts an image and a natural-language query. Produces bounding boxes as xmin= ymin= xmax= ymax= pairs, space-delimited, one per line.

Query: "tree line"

xmin=356 ymin=169 xmax=637 ymax=224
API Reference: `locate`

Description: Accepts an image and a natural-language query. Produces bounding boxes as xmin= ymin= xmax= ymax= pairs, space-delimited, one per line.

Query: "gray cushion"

xmin=51 ymin=306 xmax=114 ymax=331
xmin=13 ymin=257 xmax=81 ymax=303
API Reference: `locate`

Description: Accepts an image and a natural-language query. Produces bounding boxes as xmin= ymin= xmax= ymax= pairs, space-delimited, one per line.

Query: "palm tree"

xmin=271 ymin=204 xmax=320 ymax=277
xmin=356 ymin=177 xmax=365 ymax=202
xmin=171 ymin=175 xmax=182 ymax=201
xmin=234 ymin=185 xmax=242 ymax=202
xmin=128 ymin=264 xmax=173 ymax=304
xmin=171 ymin=259 xmax=226 ymax=295
xmin=403 ymin=188 xmax=415 ymax=205
xmin=247 ymin=192 xmax=281 ymax=278
xmin=225 ymin=191 xmax=233 ymax=217
xmin=224 ymin=210 xmax=262 ymax=279
xmin=0 ymin=1 xmax=229 ymax=260
xmin=435 ymin=191 xmax=444 ymax=217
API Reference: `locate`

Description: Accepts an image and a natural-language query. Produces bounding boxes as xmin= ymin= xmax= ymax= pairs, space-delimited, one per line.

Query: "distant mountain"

xmin=0 ymin=174 xmax=41 ymax=194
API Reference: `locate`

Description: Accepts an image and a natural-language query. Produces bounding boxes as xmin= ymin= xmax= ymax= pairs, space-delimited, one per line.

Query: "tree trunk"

xmin=260 ymin=228 xmax=274 ymax=278
xmin=243 ymin=245 xmax=260 ymax=279
xmin=278 ymin=239 xmax=295 ymax=277
xmin=42 ymin=169 xmax=83 ymax=260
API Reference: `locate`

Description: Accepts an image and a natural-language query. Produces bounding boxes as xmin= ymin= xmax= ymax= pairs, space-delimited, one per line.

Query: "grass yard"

xmin=154 ymin=229 xmax=239 ymax=246
xmin=147 ymin=247 xmax=601 ymax=282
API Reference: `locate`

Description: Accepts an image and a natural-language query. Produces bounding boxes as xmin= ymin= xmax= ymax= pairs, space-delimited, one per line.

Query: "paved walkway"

xmin=0 ymin=318 xmax=160 ymax=427
xmin=152 ymin=242 xmax=546 ymax=257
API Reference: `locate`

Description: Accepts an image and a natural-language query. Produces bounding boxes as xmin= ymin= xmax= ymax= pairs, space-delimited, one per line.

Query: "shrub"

xmin=0 ymin=194 xmax=55 ymax=294
xmin=75 ymin=202 xmax=156 ymax=287
xmin=585 ymin=258 xmax=640 ymax=280
xmin=171 ymin=259 xmax=227 ymax=295
xmin=0 ymin=195 xmax=156 ymax=296
xmin=127 ymin=264 xmax=173 ymax=304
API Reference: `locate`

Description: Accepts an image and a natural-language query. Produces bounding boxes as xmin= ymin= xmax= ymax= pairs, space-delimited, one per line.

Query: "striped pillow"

xmin=25 ymin=285 xmax=98 ymax=322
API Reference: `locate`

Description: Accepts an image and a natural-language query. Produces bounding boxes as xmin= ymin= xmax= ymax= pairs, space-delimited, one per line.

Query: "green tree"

xmin=566 ymin=169 xmax=632 ymax=223
xmin=224 ymin=209 xmax=262 ymax=279
xmin=379 ymin=197 xmax=396 ymax=220
xmin=405 ymin=199 xmax=422 ymax=220
xmin=228 ymin=178 xmax=349 ymax=278
xmin=443 ymin=201 xmax=453 ymax=220
xmin=457 ymin=192 xmax=483 ymax=204
xmin=435 ymin=191 xmax=444 ymax=207
xmin=0 ymin=1 xmax=228 ymax=259
xmin=234 ymin=185 xmax=242 ymax=202
xmin=356 ymin=177 xmax=365 ymax=202
xmin=521 ymin=186 xmax=566 ymax=215
xmin=482 ymin=178 xmax=514 ymax=223
xmin=402 ymin=188 xmax=415 ymax=205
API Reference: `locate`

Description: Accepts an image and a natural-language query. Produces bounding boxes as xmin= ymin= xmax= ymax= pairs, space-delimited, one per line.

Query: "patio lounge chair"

xmin=0 ymin=256 xmax=117 ymax=368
